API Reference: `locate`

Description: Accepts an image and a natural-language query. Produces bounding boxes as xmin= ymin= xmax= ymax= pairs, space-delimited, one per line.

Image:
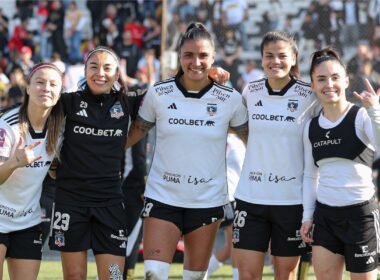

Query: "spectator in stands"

xmin=64 ymin=1 xmax=84 ymax=64
xmin=103 ymin=22 xmax=119 ymax=49
xmin=196 ymin=0 xmax=213 ymax=28
xmin=16 ymin=46 xmax=35 ymax=78
xmin=329 ymin=10 xmax=343 ymax=55
xmin=115 ymin=30 xmax=142 ymax=80
xmin=124 ymin=18 xmax=147 ymax=49
xmin=210 ymin=0 xmax=223 ymax=47
xmin=315 ymin=0 xmax=332 ymax=45
xmin=7 ymin=66 xmax=26 ymax=107
xmin=142 ymin=16 xmax=161 ymax=57
xmin=137 ymin=48 xmax=160 ymax=84
xmin=86 ymin=0 xmax=107 ymax=41
xmin=268 ymin=0 xmax=282 ymax=31
xmin=46 ymin=0 xmax=67 ymax=61
xmin=238 ymin=60 xmax=264 ymax=91
xmin=300 ymin=12 xmax=319 ymax=62
xmin=7 ymin=17 xmax=34 ymax=58
xmin=221 ymin=0 xmax=249 ymax=51
xmin=167 ymin=20 xmax=187 ymax=52
xmin=172 ymin=0 xmax=195 ymax=22
xmin=36 ymin=0 xmax=51 ymax=62
xmin=347 ymin=43 xmax=373 ymax=78
xmin=342 ymin=0 xmax=360 ymax=47
xmin=219 ymin=28 xmax=242 ymax=89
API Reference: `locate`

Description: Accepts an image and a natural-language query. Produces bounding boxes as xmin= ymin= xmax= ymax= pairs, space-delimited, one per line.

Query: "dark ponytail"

xmin=309 ymin=46 xmax=346 ymax=80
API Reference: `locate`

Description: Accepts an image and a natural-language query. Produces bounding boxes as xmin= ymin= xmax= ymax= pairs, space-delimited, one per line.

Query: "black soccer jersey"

xmin=55 ymin=87 xmax=132 ymax=206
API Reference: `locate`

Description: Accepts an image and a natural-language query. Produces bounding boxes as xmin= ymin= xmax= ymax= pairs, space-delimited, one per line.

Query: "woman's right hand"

xmin=12 ymin=137 xmax=42 ymax=168
xmin=300 ymin=221 xmax=314 ymax=244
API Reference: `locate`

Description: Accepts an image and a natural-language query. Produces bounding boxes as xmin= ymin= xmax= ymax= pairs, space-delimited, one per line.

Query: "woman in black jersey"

xmin=48 ymin=46 xmax=140 ymax=280
xmin=301 ymin=47 xmax=380 ymax=279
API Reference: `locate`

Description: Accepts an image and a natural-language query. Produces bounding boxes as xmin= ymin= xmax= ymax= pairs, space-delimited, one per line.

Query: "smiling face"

xmin=27 ymin=68 xmax=62 ymax=109
xmin=179 ymin=39 xmax=215 ymax=87
xmin=262 ymin=40 xmax=296 ymax=82
xmin=311 ymin=60 xmax=349 ymax=106
xmin=85 ymin=51 xmax=120 ymax=95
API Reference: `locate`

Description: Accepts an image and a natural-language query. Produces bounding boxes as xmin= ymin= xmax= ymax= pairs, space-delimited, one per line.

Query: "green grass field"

xmin=1 ymin=261 xmax=322 ymax=280
xmin=0 ymin=261 xmax=367 ymax=279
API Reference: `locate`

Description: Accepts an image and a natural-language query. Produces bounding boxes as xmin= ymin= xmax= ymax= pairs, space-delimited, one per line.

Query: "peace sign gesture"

xmin=12 ymin=137 xmax=42 ymax=168
xmin=353 ymin=78 xmax=380 ymax=109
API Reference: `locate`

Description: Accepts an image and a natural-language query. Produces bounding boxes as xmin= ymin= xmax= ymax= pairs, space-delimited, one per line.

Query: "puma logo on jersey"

xmin=167 ymin=103 xmax=177 ymax=109
xmin=76 ymin=109 xmax=88 ymax=117
xmin=254 ymin=100 xmax=263 ymax=106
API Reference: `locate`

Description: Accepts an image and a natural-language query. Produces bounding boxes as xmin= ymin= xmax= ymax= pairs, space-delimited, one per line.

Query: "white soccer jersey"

xmin=138 ymin=77 xmax=248 ymax=208
xmin=234 ymin=78 xmax=320 ymax=205
xmin=0 ymin=107 xmax=54 ymax=233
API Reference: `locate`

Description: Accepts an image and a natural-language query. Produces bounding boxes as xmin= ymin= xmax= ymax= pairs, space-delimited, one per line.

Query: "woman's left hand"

xmin=208 ymin=67 xmax=230 ymax=84
xmin=353 ymin=78 xmax=380 ymax=108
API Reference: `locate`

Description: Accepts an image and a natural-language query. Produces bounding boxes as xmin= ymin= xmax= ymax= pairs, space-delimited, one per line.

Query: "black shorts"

xmin=0 ymin=224 xmax=43 ymax=260
xmin=313 ymin=198 xmax=380 ymax=273
xmin=232 ymin=199 xmax=310 ymax=256
xmin=49 ymin=202 xmax=128 ymax=256
xmin=141 ymin=197 xmax=224 ymax=234
xmin=220 ymin=201 xmax=235 ymax=228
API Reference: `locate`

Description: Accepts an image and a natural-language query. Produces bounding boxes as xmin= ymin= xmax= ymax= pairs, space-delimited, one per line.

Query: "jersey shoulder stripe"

xmin=1 ymin=107 xmax=20 ymax=126
xmin=214 ymin=83 xmax=233 ymax=92
xmin=154 ymin=77 xmax=175 ymax=87
xmin=295 ymin=80 xmax=311 ymax=87
xmin=248 ymin=78 xmax=266 ymax=85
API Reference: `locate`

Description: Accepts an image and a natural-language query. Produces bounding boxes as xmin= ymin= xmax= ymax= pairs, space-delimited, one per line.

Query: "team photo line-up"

xmin=0 ymin=20 xmax=380 ymax=280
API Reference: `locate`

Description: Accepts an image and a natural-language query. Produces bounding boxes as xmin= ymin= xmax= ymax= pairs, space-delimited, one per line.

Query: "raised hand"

xmin=12 ymin=137 xmax=42 ymax=168
xmin=353 ymin=78 xmax=380 ymax=108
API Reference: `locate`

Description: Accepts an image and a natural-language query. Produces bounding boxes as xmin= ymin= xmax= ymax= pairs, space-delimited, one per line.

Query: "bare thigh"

xmin=61 ymin=251 xmax=88 ymax=280
xmin=143 ymin=217 xmax=182 ymax=263
xmin=183 ymin=220 xmax=221 ymax=271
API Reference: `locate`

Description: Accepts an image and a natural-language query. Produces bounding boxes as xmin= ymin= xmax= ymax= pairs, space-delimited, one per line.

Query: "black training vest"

xmin=309 ymin=105 xmax=373 ymax=167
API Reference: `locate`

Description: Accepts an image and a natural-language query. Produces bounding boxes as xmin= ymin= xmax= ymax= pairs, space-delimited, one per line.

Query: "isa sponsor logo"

xmin=0 ymin=128 xmax=6 ymax=147
xmin=110 ymin=102 xmax=124 ymax=119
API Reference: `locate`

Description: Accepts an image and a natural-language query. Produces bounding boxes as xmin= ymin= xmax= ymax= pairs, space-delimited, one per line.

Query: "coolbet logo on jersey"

xmin=110 ymin=102 xmax=124 ymax=119
xmin=26 ymin=160 xmax=51 ymax=168
xmin=73 ymin=126 xmax=123 ymax=137
xmin=251 ymin=114 xmax=296 ymax=122
xmin=168 ymin=118 xmax=215 ymax=126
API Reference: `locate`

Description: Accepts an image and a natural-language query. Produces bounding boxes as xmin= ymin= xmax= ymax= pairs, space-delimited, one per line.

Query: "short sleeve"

xmin=137 ymin=85 xmax=157 ymax=123
xmin=230 ymin=90 xmax=248 ymax=128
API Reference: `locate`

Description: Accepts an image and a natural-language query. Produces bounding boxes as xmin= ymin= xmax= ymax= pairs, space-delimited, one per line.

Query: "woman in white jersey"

xmin=0 ymin=63 xmax=64 ymax=280
xmin=232 ymin=31 xmax=320 ymax=280
xmin=301 ymin=47 xmax=380 ymax=279
xmin=126 ymin=22 xmax=248 ymax=280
